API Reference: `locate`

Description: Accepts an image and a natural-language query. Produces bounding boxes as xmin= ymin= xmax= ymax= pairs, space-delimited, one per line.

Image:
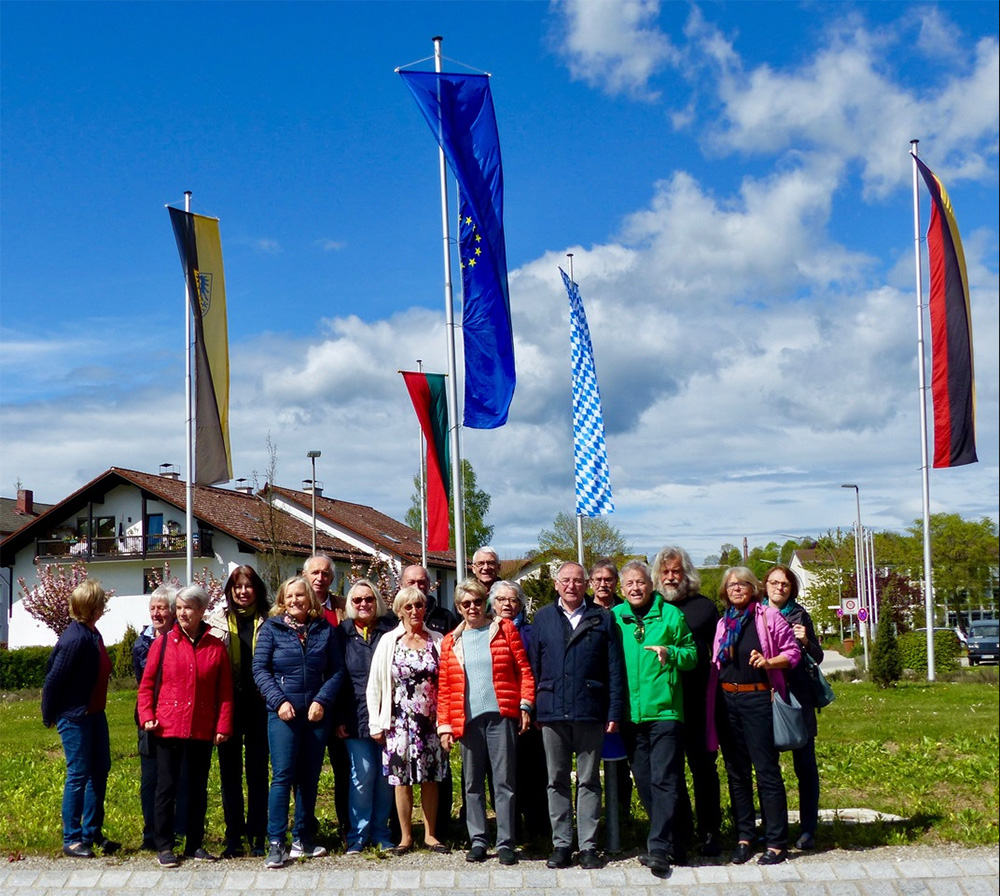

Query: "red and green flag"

xmin=913 ymin=155 xmax=977 ymax=468
xmin=402 ymin=372 xmax=451 ymax=550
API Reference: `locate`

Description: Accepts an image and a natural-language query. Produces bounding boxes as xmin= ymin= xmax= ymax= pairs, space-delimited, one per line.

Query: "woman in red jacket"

xmin=138 ymin=584 xmax=234 ymax=868
xmin=437 ymin=578 xmax=534 ymax=866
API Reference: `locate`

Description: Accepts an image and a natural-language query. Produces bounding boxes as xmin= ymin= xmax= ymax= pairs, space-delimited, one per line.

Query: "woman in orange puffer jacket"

xmin=437 ymin=578 xmax=534 ymax=865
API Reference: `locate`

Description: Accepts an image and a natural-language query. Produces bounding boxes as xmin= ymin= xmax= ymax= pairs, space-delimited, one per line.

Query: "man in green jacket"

xmin=613 ymin=560 xmax=697 ymax=876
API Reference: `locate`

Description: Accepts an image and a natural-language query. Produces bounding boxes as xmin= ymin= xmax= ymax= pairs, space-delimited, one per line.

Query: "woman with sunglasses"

xmin=706 ymin=567 xmax=800 ymax=866
xmin=366 ymin=585 xmax=448 ymax=854
xmin=612 ymin=561 xmax=697 ymax=875
xmin=334 ymin=579 xmax=397 ymax=853
xmin=438 ymin=579 xmax=535 ymax=865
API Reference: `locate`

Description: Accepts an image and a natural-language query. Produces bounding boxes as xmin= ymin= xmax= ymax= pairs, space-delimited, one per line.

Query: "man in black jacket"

xmin=528 ymin=561 xmax=625 ymax=870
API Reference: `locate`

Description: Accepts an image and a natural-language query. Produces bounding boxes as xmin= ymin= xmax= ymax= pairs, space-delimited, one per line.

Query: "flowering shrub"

xmin=147 ymin=561 xmax=225 ymax=610
xmin=18 ymin=561 xmax=117 ymax=637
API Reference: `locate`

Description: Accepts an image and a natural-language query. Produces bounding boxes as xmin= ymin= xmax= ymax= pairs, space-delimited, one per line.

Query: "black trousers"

xmin=674 ymin=699 xmax=722 ymax=844
xmin=217 ymin=692 xmax=269 ymax=847
xmin=153 ymin=737 xmax=213 ymax=854
xmin=717 ymin=690 xmax=788 ymax=849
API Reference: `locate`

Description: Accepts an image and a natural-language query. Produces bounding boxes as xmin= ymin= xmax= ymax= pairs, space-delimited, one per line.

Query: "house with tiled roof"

xmin=1 ymin=467 xmax=458 ymax=648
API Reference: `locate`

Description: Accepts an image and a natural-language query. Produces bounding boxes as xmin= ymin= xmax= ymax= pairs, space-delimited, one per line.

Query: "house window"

xmin=76 ymin=516 xmax=116 ymax=554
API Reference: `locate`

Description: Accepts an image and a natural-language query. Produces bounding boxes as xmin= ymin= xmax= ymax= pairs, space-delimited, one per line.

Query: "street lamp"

xmin=307 ymin=450 xmax=322 ymax=556
xmin=841 ymin=484 xmax=869 ymax=671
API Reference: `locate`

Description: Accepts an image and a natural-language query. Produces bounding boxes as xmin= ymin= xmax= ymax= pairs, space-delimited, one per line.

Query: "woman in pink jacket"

xmin=706 ymin=567 xmax=799 ymax=867
xmin=138 ymin=584 xmax=234 ymax=868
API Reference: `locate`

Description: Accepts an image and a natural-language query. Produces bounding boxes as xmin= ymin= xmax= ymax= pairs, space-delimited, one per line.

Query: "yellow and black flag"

xmin=913 ymin=156 xmax=977 ymax=468
xmin=168 ymin=208 xmax=233 ymax=485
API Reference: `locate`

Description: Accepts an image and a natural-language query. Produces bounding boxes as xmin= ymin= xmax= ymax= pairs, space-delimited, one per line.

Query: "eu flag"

xmin=400 ymin=70 xmax=515 ymax=429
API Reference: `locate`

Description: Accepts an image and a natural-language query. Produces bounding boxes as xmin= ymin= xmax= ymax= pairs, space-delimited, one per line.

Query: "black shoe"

xmin=497 ymin=846 xmax=517 ymax=866
xmin=250 ymin=839 xmax=267 ymax=857
xmin=731 ymin=841 xmax=754 ymax=865
xmin=795 ymin=832 xmax=815 ymax=850
xmin=184 ymin=847 xmax=219 ymax=861
xmin=96 ymin=838 xmax=121 ymax=855
xmin=668 ymin=847 xmax=687 ymax=866
xmin=62 ymin=843 xmax=94 ymax=858
xmin=578 ymin=849 xmax=603 ymax=869
xmin=157 ymin=851 xmax=181 ymax=868
xmin=700 ymin=833 xmax=723 ymax=857
xmin=758 ymin=848 xmax=788 ymax=866
xmin=546 ymin=847 xmax=572 ymax=869
xmin=140 ymin=838 xmax=157 ymax=852
xmin=222 ymin=842 xmax=246 ymax=859
xmin=640 ymin=850 xmax=671 ymax=874
xmin=466 ymin=845 xmax=488 ymax=863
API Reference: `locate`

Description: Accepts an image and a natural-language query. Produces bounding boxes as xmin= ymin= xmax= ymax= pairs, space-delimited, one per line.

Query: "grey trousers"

xmin=461 ymin=713 xmax=517 ymax=849
xmin=541 ymin=721 xmax=604 ymax=852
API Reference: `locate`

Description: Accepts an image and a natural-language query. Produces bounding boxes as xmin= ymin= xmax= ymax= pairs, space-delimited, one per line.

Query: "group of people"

xmin=41 ymin=545 xmax=824 ymax=875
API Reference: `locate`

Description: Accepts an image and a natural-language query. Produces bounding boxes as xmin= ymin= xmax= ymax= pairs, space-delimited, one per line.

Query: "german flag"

xmin=913 ymin=155 xmax=977 ymax=467
xmin=401 ymin=372 xmax=451 ymax=551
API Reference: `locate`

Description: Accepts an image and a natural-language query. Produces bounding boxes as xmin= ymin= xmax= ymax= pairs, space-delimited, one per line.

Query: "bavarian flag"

xmin=401 ymin=372 xmax=451 ymax=551
xmin=913 ymin=156 xmax=977 ymax=467
xmin=168 ymin=207 xmax=233 ymax=485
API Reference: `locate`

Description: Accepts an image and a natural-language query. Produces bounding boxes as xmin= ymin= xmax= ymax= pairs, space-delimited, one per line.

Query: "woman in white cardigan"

xmin=366 ymin=586 xmax=448 ymax=854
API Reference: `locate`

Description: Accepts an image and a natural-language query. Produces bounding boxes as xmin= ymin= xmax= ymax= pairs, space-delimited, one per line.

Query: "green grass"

xmin=2 ymin=672 xmax=997 ymax=856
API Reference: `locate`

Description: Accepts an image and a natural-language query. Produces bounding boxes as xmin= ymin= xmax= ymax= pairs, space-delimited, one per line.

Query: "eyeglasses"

xmin=402 ymin=603 xmax=425 ymax=612
xmin=557 ymin=578 xmax=585 ymax=587
xmin=767 ymin=580 xmax=791 ymax=589
xmin=352 ymin=596 xmax=375 ymax=606
xmin=494 ymin=595 xmax=520 ymax=605
xmin=726 ymin=582 xmax=753 ymax=592
xmin=473 ymin=561 xmax=498 ymax=569
xmin=460 ymin=598 xmax=485 ymax=609
xmin=591 ymin=577 xmax=617 ymax=585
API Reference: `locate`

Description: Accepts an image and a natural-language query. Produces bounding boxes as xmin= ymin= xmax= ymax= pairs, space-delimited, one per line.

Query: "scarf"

xmin=283 ymin=614 xmax=309 ymax=644
xmin=717 ymin=604 xmax=754 ymax=666
xmin=226 ymin=605 xmax=262 ymax=678
xmin=763 ymin=597 xmax=801 ymax=619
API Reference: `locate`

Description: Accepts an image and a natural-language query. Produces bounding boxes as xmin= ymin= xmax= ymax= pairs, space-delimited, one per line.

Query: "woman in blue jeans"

xmin=334 ymin=579 xmax=397 ymax=853
xmin=42 ymin=579 xmax=120 ymax=858
xmin=253 ymin=576 xmax=344 ymax=868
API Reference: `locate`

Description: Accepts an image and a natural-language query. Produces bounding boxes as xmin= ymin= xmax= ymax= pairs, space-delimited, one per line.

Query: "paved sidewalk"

xmin=2 ymin=845 xmax=996 ymax=896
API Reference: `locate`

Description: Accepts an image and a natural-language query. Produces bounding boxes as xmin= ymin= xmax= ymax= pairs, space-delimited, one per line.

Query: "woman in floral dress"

xmin=366 ymin=585 xmax=449 ymax=854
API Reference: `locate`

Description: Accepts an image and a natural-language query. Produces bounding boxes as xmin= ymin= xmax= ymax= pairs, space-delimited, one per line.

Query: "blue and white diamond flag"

xmin=560 ymin=268 xmax=614 ymax=517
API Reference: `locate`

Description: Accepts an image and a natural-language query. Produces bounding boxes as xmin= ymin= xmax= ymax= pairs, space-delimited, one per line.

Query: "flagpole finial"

xmin=910 ymin=138 xmax=919 ymax=146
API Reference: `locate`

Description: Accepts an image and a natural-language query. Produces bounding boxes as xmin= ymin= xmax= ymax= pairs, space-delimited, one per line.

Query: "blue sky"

xmin=2 ymin=0 xmax=997 ymax=566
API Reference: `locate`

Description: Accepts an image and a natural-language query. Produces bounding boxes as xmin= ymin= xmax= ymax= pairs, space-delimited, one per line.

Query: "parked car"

xmin=966 ymin=619 xmax=999 ymax=666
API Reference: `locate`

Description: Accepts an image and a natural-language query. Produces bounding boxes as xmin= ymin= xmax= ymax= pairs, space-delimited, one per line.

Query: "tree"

xmin=534 ymin=512 xmax=629 ymax=572
xmin=405 ymin=458 xmax=494 ymax=553
xmin=520 ymin=562 xmax=558 ymax=612
xmin=899 ymin=514 xmax=999 ymax=626
xmin=870 ymin=611 xmax=902 ymax=688
xmin=252 ymin=433 xmax=301 ymax=595
xmin=18 ymin=561 xmax=117 ymax=636
xmin=148 ymin=561 xmax=225 ymax=611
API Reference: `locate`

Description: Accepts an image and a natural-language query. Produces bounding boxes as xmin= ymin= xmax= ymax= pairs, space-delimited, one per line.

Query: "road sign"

xmin=841 ymin=597 xmax=859 ymax=615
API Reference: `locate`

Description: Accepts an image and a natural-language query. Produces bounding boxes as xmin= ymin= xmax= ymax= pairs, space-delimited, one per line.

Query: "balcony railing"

xmin=35 ymin=531 xmax=213 ymax=561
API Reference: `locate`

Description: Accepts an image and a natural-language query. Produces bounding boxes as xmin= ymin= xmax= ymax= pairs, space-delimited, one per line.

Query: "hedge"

xmin=0 ymin=646 xmax=52 ymax=690
xmin=897 ymin=629 xmax=962 ymax=673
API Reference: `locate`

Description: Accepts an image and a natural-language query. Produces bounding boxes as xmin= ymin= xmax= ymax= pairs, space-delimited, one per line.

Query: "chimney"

xmin=235 ymin=478 xmax=254 ymax=495
xmin=16 ymin=489 xmax=34 ymax=515
xmin=159 ymin=463 xmax=180 ymax=480
xmin=302 ymin=479 xmax=324 ymax=499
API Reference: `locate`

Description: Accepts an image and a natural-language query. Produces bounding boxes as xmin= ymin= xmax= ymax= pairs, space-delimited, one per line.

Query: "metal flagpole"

xmin=567 ymin=253 xmax=585 ymax=568
xmin=433 ymin=36 xmax=467 ymax=589
xmin=184 ymin=190 xmax=195 ymax=585
xmin=417 ymin=359 xmax=428 ymax=569
xmin=910 ymin=139 xmax=936 ymax=681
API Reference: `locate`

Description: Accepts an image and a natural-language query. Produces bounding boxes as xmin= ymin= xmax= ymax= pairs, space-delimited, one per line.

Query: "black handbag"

xmin=137 ymin=634 xmax=168 ymax=755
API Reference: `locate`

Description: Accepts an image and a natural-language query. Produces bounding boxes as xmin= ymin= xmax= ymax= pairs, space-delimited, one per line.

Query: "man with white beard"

xmin=650 ymin=546 xmax=722 ymax=863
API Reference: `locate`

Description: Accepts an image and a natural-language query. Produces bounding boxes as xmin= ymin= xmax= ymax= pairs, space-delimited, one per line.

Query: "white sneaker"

xmin=289 ymin=840 xmax=327 ymax=859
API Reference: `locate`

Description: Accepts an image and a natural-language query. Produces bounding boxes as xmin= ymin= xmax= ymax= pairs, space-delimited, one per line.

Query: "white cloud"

xmin=553 ymin=0 xmax=678 ymax=99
